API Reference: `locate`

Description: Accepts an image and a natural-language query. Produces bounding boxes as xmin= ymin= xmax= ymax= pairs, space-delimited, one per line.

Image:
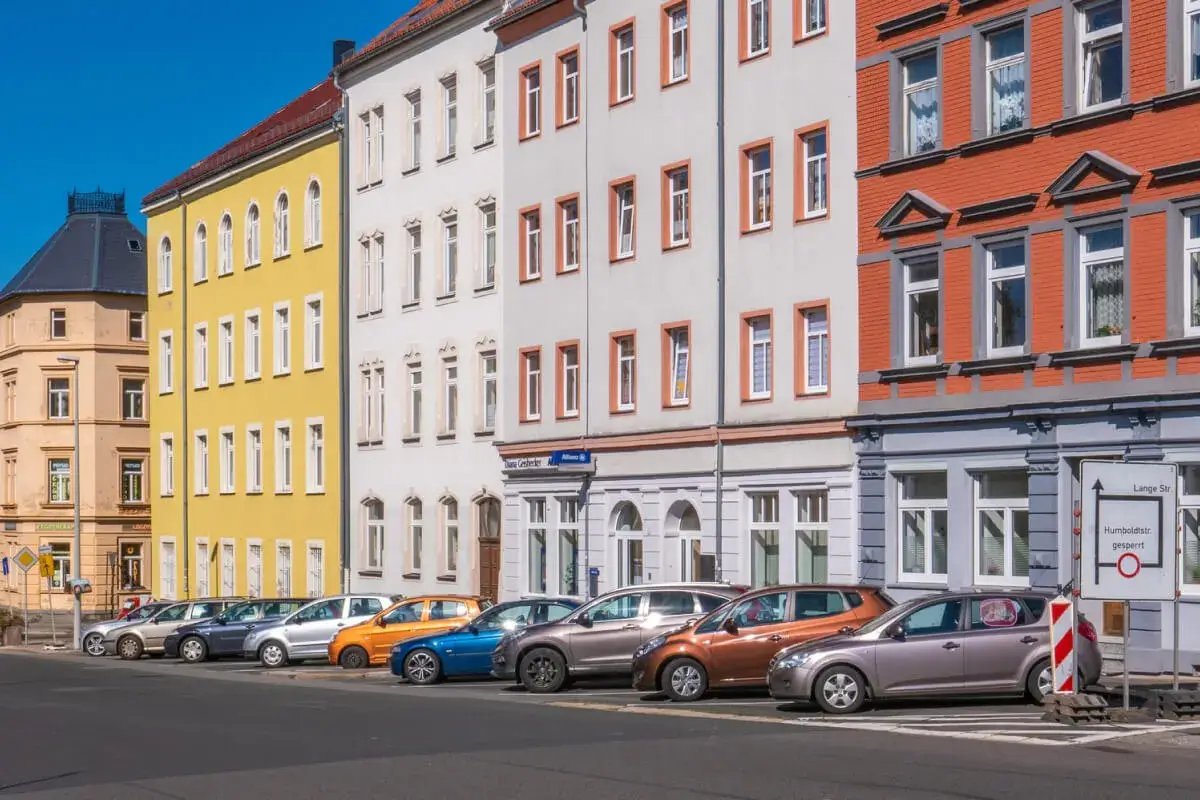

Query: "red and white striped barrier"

xmin=1049 ymin=598 xmax=1075 ymax=694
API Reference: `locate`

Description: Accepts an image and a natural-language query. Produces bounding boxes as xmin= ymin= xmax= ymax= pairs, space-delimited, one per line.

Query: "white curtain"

xmin=907 ymin=87 xmax=939 ymax=153
xmin=990 ymin=63 xmax=1025 ymax=132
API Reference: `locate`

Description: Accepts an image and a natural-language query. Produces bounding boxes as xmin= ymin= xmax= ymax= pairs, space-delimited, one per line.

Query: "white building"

xmin=491 ymin=0 xmax=858 ymax=600
xmin=338 ymin=0 xmax=506 ymax=600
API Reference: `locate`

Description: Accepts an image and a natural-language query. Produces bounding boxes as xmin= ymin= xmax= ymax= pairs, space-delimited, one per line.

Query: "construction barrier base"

xmin=1143 ymin=690 xmax=1200 ymax=720
xmin=1041 ymin=692 xmax=1111 ymax=725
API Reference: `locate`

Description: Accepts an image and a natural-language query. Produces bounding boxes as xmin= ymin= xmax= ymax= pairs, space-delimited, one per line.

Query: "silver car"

xmin=103 ymin=598 xmax=244 ymax=660
xmin=242 ymin=594 xmax=398 ymax=668
xmin=82 ymin=602 xmax=173 ymax=657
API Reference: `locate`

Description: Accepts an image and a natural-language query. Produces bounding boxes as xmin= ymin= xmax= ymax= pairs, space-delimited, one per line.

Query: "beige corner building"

xmin=0 ymin=190 xmax=150 ymax=613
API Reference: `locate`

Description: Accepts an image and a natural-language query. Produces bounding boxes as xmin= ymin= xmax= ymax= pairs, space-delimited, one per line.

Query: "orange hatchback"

xmin=631 ymin=585 xmax=893 ymax=701
xmin=328 ymin=595 xmax=489 ymax=669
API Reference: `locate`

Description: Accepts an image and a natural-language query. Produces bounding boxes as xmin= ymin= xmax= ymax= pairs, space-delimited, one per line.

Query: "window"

xmin=194 ymin=323 xmax=209 ymax=388
xmin=307 ymin=421 xmax=325 ymax=493
xmin=160 ymin=541 xmax=176 ymax=599
xmin=158 ymin=237 xmax=173 ymax=292
xmin=441 ymin=76 xmax=458 ymax=158
xmin=613 ymin=180 xmax=636 ymax=260
xmin=802 ymin=0 xmax=826 ymax=37
xmin=305 ymin=181 xmax=322 ymax=246
xmin=667 ymin=326 xmax=689 ymax=406
xmin=527 ymin=498 xmax=547 ymax=593
xmin=558 ymin=497 xmax=579 ymax=595
xmin=442 ymin=219 xmax=458 ymax=297
xmin=275 ymin=542 xmax=290 ymax=595
xmin=246 ymin=427 xmax=263 ymax=493
xmin=480 ymin=206 xmax=497 ymax=289
xmin=481 ymin=353 xmax=498 ymax=432
xmin=613 ymin=24 xmax=636 ymax=103
xmin=801 ymin=129 xmax=828 ymax=218
xmin=746 ymin=0 xmax=770 ymax=57
xmin=245 ymin=203 xmax=261 ymax=265
xmin=49 ymin=543 xmax=70 ymax=589
xmin=408 ymin=499 xmax=424 ymax=572
xmin=665 ymin=3 xmax=689 ymax=84
xmin=195 ymin=432 xmax=209 ymax=495
xmin=361 ymin=366 xmax=385 ymax=445
xmin=361 ymin=106 xmax=384 ymax=183
xmin=160 ymin=435 xmax=174 ymax=497
xmin=1188 ymin=0 xmax=1200 ymax=87
xmin=305 ymin=296 xmax=323 ymax=369
xmin=48 ymin=457 xmax=71 ymax=503
xmin=274 ymin=192 xmax=290 ymax=257
xmin=617 ymin=543 xmax=645 ymax=589
xmin=247 ymin=543 xmax=263 ymax=598
xmin=3 ymin=378 xmax=14 ymax=424
xmin=408 ymin=367 xmax=423 ymax=437
xmin=559 ymin=198 xmax=580 ymax=272
xmin=221 ymin=541 xmax=236 ymax=596
xmin=522 ymin=349 xmax=541 ymax=421
xmin=159 ymin=331 xmax=174 ymax=393
xmin=197 ymin=541 xmax=211 ymax=596
xmin=218 ymin=318 xmax=234 ymax=385
xmin=121 ymin=458 xmax=144 ymax=503
xmin=50 ymin=308 xmax=67 ymax=340
xmin=1079 ymin=224 xmax=1124 ymax=346
xmin=749 ymin=492 xmax=779 ymax=587
xmin=47 ymin=378 xmax=69 ymax=419
xmin=128 ymin=311 xmax=146 ymax=342
xmin=560 ymin=50 xmax=579 ymax=125
xmin=522 ymin=65 xmax=542 ymax=138
xmin=194 ymin=224 xmax=208 ymax=281
xmin=903 ymin=257 xmax=940 ymax=365
xmin=613 ymin=334 xmax=637 ymax=412
xmin=522 ymin=208 xmax=542 ymax=280
xmin=1181 ymin=466 xmax=1200 ymax=589
xmin=986 ymin=25 xmax=1026 ymax=134
xmin=903 ymin=51 xmax=940 ymax=156
xmin=406 ymin=92 xmax=422 ymax=170
xmin=219 ymin=429 xmax=235 ymax=494
xmin=442 ymin=360 xmax=458 ymax=436
xmin=899 ymin=600 xmax=962 ymax=636
xmin=666 ymin=164 xmax=690 ymax=247
xmin=245 ymin=311 xmax=262 ymax=380
xmin=361 ymin=234 xmax=385 ymax=315
xmin=406 ymin=227 xmax=422 ymax=304
xmin=985 ymin=240 xmax=1027 ymax=356
xmin=1078 ymin=0 xmax=1124 ymax=111
xmin=273 ymin=304 xmax=291 ymax=375
xmin=744 ymin=144 xmax=772 ymax=230
xmin=364 ymin=500 xmax=385 ymax=570
xmin=898 ymin=472 xmax=949 ymax=581
xmin=800 ymin=306 xmax=829 ymax=394
xmin=559 ymin=343 xmax=580 ymax=418
xmin=442 ymin=498 xmax=460 ymax=574
xmin=275 ymin=423 xmax=292 ymax=493
xmin=218 ymin=214 xmax=233 ymax=275
xmin=1187 ymin=212 xmax=1200 ymax=335
xmin=745 ymin=315 xmax=772 ymax=399
xmin=795 ymin=490 xmax=828 ymax=583
xmin=480 ymin=61 xmax=497 ymax=143
xmin=975 ymin=470 xmax=1030 ymax=585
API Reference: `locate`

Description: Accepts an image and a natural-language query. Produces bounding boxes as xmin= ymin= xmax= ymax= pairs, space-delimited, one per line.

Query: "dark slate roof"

xmin=1 ymin=190 xmax=147 ymax=302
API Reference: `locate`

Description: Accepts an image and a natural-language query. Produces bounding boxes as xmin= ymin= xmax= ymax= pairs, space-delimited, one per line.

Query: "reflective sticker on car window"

xmin=979 ymin=598 xmax=1020 ymax=627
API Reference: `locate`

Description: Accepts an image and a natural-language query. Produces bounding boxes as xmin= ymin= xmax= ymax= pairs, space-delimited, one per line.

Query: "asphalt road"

xmin=2 ymin=651 xmax=1199 ymax=800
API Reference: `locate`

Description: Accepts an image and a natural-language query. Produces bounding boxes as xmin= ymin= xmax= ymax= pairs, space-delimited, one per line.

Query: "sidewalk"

xmin=2 ymin=607 xmax=108 ymax=645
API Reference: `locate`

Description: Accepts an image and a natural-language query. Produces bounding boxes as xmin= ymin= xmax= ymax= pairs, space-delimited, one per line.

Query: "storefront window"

xmin=527 ymin=497 xmax=547 ymax=594
xmin=557 ymin=497 xmax=578 ymax=595
xmin=1181 ymin=466 xmax=1200 ymax=588
xmin=795 ymin=490 xmax=828 ymax=584
xmin=749 ymin=492 xmax=780 ymax=587
xmin=974 ymin=470 xmax=1029 ymax=585
xmin=898 ymin=472 xmax=948 ymax=581
xmin=121 ymin=543 xmax=145 ymax=590
xmin=50 ymin=543 xmax=70 ymax=589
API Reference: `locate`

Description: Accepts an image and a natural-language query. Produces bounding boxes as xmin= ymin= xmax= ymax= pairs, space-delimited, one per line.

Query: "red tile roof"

xmin=337 ymin=0 xmax=489 ymax=73
xmin=142 ymin=78 xmax=341 ymax=207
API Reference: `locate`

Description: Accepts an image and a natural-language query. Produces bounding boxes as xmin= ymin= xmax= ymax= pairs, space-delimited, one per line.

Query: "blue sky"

xmin=0 ymin=1 xmax=415 ymax=283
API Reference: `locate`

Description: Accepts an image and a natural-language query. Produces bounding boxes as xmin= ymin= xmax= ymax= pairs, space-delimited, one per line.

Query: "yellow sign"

xmin=12 ymin=547 xmax=38 ymax=572
xmin=38 ymin=554 xmax=54 ymax=579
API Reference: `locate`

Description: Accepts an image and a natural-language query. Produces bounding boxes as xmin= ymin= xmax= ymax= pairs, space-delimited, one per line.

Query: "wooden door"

xmin=478 ymin=538 xmax=500 ymax=602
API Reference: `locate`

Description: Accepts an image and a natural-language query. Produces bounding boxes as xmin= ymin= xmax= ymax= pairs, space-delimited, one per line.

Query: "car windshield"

xmin=853 ymin=597 xmax=924 ymax=635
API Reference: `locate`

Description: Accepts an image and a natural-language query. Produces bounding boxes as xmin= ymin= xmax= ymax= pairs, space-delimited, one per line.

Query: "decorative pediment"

xmin=475 ymin=334 xmax=497 ymax=351
xmin=402 ymin=215 xmax=421 ymax=230
xmin=1045 ymin=151 xmax=1140 ymax=203
xmin=876 ymin=3 xmax=950 ymax=37
xmin=475 ymin=194 xmax=496 ymax=209
xmin=437 ymin=340 xmax=458 ymax=357
xmin=402 ymin=345 xmax=421 ymax=362
xmin=438 ymin=205 xmax=457 ymax=220
xmin=875 ymin=190 xmax=952 ymax=237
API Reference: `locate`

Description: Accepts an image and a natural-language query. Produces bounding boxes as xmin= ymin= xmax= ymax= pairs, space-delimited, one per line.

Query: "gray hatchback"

xmin=767 ymin=590 xmax=1102 ymax=714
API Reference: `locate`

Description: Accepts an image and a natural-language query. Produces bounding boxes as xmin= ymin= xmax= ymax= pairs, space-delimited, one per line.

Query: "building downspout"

xmin=177 ymin=192 xmax=191 ymax=599
xmin=714 ymin=0 xmax=727 ymax=581
xmin=332 ymin=71 xmax=352 ymax=593
xmin=573 ymin=0 xmax=592 ymax=598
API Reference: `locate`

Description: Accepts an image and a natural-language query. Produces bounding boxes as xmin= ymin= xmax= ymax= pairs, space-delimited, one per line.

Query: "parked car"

xmin=393 ymin=598 xmax=579 ymax=684
xmin=82 ymin=602 xmax=173 ymax=657
xmin=632 ymin=585 xmax=894 ymax=702
xmin=329 ymin=595 xmax=491 ymax=669
xmin=491 ymin=582 xmax=747 ymax=693
xmin=163 ymin=598 xmax=309 ymax=663
xmin=103 ymin=598 xmax=245 ymax=660
xmin=766 ymin=590 xmax=1103 ymax=714
xmin=242 ymin=594 xmax=398 ymax=668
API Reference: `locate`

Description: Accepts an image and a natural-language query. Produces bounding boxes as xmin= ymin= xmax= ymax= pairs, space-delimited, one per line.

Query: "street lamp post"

xmin=57 ymin=355 xmax=81 ymax=650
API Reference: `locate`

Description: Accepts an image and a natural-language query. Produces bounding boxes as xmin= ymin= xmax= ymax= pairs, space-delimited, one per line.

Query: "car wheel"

xmin=1027 ymin=657 xmax=1085 ymax=702
xmin=662 ymin=658 xmax=709 ymax=702
xmin=813 ymin=665 xmax=867 ymax=714
xmin=258 ymin=641 xmax=289 ymax=669
xmin=117 ymin=635 xmax=143 ymax=661
xmin=83 ymin=632 xmax=106 ymax=657
xmin=339 ymin=645 xmax=370 ymax=670
xmin=179 ymin=636 xmax=208 ymax=664
xmin=403 ymin=649 xmax=443 ymax=685
xmin=520 ymin=647 xmax=568 ymax=693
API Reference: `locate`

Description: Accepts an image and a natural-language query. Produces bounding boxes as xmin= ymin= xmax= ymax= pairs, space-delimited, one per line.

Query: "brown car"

xmin=631 ymin=585 xmax=894 ymax=701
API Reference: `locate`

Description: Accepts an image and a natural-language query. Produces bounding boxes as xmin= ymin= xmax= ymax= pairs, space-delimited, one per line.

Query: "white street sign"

xmin=1080 ymin=460 xmax=1178 ymax=601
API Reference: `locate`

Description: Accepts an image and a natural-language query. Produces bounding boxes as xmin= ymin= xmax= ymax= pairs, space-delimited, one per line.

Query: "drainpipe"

xmin=574 ymin=0 xmax=591 ymax=598
xmin=332 ymin=70 xmax=352 ymax=594
xmin=713 ymin=0 xmax=727 ymax=581
xmin=177 ymin=192 xmax=191 ymax=599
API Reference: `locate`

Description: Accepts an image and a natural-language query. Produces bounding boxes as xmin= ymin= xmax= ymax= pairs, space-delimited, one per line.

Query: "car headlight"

xmin=776 ymin=651 xmax=813 ymax=671
xmin=632 ymin=635 xmax=667 ymax=660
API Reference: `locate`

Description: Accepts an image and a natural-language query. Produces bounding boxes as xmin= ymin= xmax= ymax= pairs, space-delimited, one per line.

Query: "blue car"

xmin=391 ymin=598 xmax=579 ymax=684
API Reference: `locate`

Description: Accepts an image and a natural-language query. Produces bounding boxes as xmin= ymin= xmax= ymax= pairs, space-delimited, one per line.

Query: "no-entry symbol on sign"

xmin=1116 ymin=552 xmax=1141 ymax=579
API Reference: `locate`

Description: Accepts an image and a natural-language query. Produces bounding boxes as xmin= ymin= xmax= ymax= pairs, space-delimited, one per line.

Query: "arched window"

xmin=218 ymin=214 xmax=233 ymax=275
xmin=274 ymin=192 xmax=290 ymax=258
xmin=666 ymin=500 xmax=704 ymax=582
xmin=611 ymin=501 xmax=643 ymax=532
xmin=245 ymin=203 xmax=261 ymax=265
xmin=194 ymin=224 xmax=208 ymax=282
xmin=477 ymin=496 xmax=501 ymax=539
xmin=305 ymin=180 xmax=322 ymax=246
xmin=406 ymin=498 xmax=424 ymax=572
xmin=610 ymin=501 xmax=644 ymax=587
xmin=442 ymin=497 xmax=460 ymax=574
xmin=157 ymin=236 xmax=172 ymax=292
xmin=364 ymin=499 xmax=384 ymax=570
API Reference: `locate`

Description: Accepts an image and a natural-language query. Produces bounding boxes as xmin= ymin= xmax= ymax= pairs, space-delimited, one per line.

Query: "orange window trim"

xmin=739 ymin=309 xmax=774 ymax=404
xmin=793 ymin=121 xmax=830 ymax=225
xmin=608 ymin=175 xmax=638 ymax=263
xmin=659 ymin=0 xmax=691 ymax=89
xmin=555 ymin=193 xmax=581 ymax=275
xmin=608 ymin=18 xmax=637 ymax=108
xmin=793 ymin=300 xmax=831 ymax=399
xmin=518 ymin=203 xmax=542 ymax=283
xmin=738 ymin=0 xmax=771 ymax=63
xmin=608 ymin=329 xmax=637 ymax=415
xmin=660 ymin=320 xmax=692 ymax=410
xmin=554 ymin=339 xmax=581 ymax=420
xmin=518 ymin=61 xmax=542 ymax=142
xmin=555 ymin=46 xmax=581 ymax=129
xmin=738 ymin=138 xmax=774 ymax=235
xmin=518 ymin=345 xmax=541 ymax=423
xmin=792 ymin=0 xmax=828 ymax=44
xmin=660 ymin=159 xmax=692 ymax=252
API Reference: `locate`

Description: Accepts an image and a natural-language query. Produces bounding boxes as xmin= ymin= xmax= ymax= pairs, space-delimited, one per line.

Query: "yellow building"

xmin=142 ymin=78 xmax=343 ymax=601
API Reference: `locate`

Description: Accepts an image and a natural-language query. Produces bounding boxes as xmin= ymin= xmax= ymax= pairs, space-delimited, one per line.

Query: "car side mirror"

xmin=291 ymin=617 xmax=303 ymax=625
xmin=684 ymin=617 xmax=699 ymax=627
xmin=375 ymin=616 xmax=387 ymax=627
xmin=721 ymin=617 xmax=738 ymax=635
xmin=214 ymin=616 xmax=227 ymax=625
xmin=886 ymin=624 xmax=905 ymax=640
xmin=574 ymin=613 xmax=592 ymax=628
xmin=838 ymin=625 xmax=854 ymax=635
xmin=466 ymin=624 xmax=479 ymax=635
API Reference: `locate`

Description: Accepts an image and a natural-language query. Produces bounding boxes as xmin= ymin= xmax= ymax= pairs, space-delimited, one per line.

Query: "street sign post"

xmin=12 ymin=546 xmax=37 ymax=644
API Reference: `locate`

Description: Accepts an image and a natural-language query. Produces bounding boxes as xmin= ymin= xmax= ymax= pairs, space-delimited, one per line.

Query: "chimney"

xmin=333 ymin=39 xmax=356 ymax=67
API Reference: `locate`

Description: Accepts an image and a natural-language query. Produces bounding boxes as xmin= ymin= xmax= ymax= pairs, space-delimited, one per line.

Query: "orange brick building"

xmin=850 ymin=0 xmax=1200 ymax=670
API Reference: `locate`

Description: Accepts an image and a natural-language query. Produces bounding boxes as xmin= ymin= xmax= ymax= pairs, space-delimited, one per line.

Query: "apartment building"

xmin=337 ymin=0 xmax=506 ymax=600
xmin=0 ymin=190 xmax=149 ymax=612
xmin=143 ymin=66 xmax=344 ymax=601
xmin=853 ymin=0 xmax=1200 ymax=670
xmin=491 ymin=0 xmax=855 ymax=600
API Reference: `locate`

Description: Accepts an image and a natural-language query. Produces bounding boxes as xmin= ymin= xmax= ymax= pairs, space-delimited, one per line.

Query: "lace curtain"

xmin=907 ymin=86 xmax=938 ymax=153
xmin=1087 ymin=260 xmax=1124 ymax=336
xmin=990 ymin=62 xmax=1025 ymax=132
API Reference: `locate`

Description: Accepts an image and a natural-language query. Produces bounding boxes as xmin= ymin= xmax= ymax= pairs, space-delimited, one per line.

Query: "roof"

xmin=1 ymin=190 xmax=147 ymax=303
xmin=487 ymin=0 xmax=558 ymax=30
xmin=336 ymin=0 xmax=493 ymax=74
xmin=142 ymin=79 xmax=340 ymax=207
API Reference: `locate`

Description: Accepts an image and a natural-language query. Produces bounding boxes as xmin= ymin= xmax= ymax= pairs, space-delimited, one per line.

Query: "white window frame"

xmin=247 ymin=540 xmax=263 ymax=598
xmin=195 ymin=538 xmax=211 ymax=597
xmin=802 ymin=307 xmax=829 ymax=394
xmin=1184 ymin=210 xmax=1200 ymax=336
xmin=244 ymin=310 xmax=262 ymax=380
xmin=305 ymin=180 xmax=322 ymax=247
xmin=985 ymin=24 xmax=1027 ymax=135
xmin=218 ymin=427 xmax=235 ymax=495
xmin=748 ymin=317 xmax=772 ymax=399
xmin=275 ymin=421 xmax=293 ymax=494
xmin=616 ymin=183 xmax=636 ymax=258
xmin=748 ymin=147 xmax=771 ymax=230
xmin=442 ymin=76 xmax=458 ymax=158
xmin=616 ymin=336 xmax=636 ymax=412
xmin=903 ymin=257 xmax=940 ymax=366
xmin=561 ymin=52 xmax=580 ymax=123
xmin=193 ymin=322 xmax=209 ymax=389
xmin=524 ymin=66 xmax=542 ymax=137
xmin=306 ymin=417 xmax=325 ymax=494
xmin=218 ymin=315 xmax=234 ymax=385
xmin=669 ymin=327 xmax=689 ymax=406
xmin=361 ymin=235 xmax=384 ymax=316
xmin=524 ymin=210 xmax=542 ymax=279
xmin=802 ymin=0 xmax=826 ymax=37
xmin=441 ymin=218 xmax=458 ymax=297
xmin=616 ymin=26 xmax=635 ymax=101
xmin=561 ymin=199 xmax=580 ymax=272
xmin=480 ymin=60 xmax=497 ymax=144
xmin=361 ymin=106 xmax=384 ymax=184
xmin=481 ymin=352 xmax=498 ymax=432
xmin=194 ymin=224 xmax=208 ymax=282
xmin=794 ymin=489 xmax=829 ymax=584
xmin=245 ymin=202 xmax=261 ymax=266
xmin=1078 ymin=0 xmax=1124 ymax=113
xmin=561 ymin=344 xmax=580 ymax=418
xmin=897 ymin=472 xmax=949 ymax=583
xmin=524 ymin=352 xmax=541 ymax=421
xmin=1078 ymin=223 xmax=1125 ymax=348
xmin=273 ymin=301 xmax=291 ymax=376
xmin=985 ymin=240 xmax=1028 ymax=357
xmin=220 ymin=539 xmax=236 ymax=598
xmin=218 ymin=214 xmax=234 ymax=276
xmin=748 ymin=491 xmax=780 ymax=588
xmin=159 ymin=434 xmax=175 ymax=497
xmin=406 ymin=92 xmax=421 ymax=171
xmin=406 ymin=226 xmax=421 ymax=304
xmin=194 ymin=430 xmax=209 ymax=496
xmin=158 ymin=331 xmax=174 ymax=394
xmin=407 ymin=499 xmax=425 ymax=573
xmin=365 ymin=500 xmax=385 ymax=570
xmin=157 ymin=236 xmax=173 ymax=293
xmin=747 ymin=0 xmax=770 ymax=57
xmin=246 ymin=424 xmax=263 ymax=494
xmin=802 ymin=129 xmax=828 ymax=218
xmin=442 ymin=498 xmax=460 ymax=575
xmin=527 ymin=497 xmax=548 ymax=594
xmin=668 ymin=166 xmax=690 ymax=246
xmin=903 ymin=51 xmax=940 ymax=156
xmin=274 ymin=191 xmax=290 ymax=258
xmin=275 ymin=541 xmax=292 ymax=596
xmin=47 ymin=377 xmax=70 ymax=420
xmin=408 ymin=366 xmax=423 ymax=437
xmin=668 ymin=4 xmax=689 ymax=83
xmin=159 ymin=537 xmax=177 ymax=600
xmin=305 ymin=293 xmax=323 ymax=370
xmin=442 ymin=358 xmax=458 ymax=436
xmin=1180 ymin=466 xmax=1200 ymax=594
xmin=480 ymin=205 xmax=497 ymax=289
xmin=973 ymin=471 xmax=1031 ymax=587
xmin=361 ymin=366 xmax=385 ymax=445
